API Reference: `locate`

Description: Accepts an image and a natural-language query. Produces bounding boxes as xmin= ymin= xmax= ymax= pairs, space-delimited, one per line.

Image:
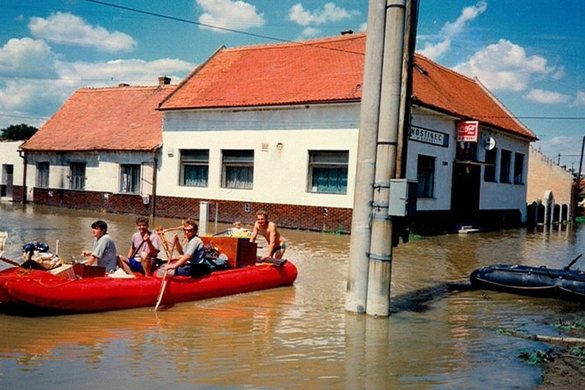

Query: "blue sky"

xmin=0 ymin=0 xmax=583 ymax=169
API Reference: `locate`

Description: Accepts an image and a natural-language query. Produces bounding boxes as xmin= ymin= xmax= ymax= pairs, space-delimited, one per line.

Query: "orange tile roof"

xmin=21 ymin=85 xmax=175 ymax=152
xmin=160 ymin=33 xmax=536 ymax=141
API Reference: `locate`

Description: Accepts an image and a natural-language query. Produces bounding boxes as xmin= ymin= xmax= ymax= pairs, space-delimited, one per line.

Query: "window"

xmin=308 ymin=150 xmax=348 ymax=194
xmin=120 ymin=164 xmax=141 ymax=193
xmin=416 ymin=155 xmax=435 ymax=198
xmin=221 ymin=150 xmax=254 ymax=189
xmin=484 ymin=148 xmax=497 ymax=182
xmin=36 ymin=162 xmax=49 ymax=188
xmin=69 ymin=162 xmax=86 ymax=190
xmin=514 ymin=152 xmax=525 ymax=185
xmin=499 ymin=149 xmax=511 ymax=183
xmin=180 ymin=149 xmax=209 ymax=187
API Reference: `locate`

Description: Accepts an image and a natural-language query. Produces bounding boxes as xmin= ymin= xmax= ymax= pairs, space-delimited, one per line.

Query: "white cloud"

xmin=453 ymin=39 xmax=559 ymax=92
xmin=418 ymin=1 xmax=487 ymax=59
xmin=196 ymin=0 xmax=264 ymax=33
xmin=524 ymin=89 xmax=571 ymax=104
xmin=573 ymin=91 xmax=585 ymax=107
xmin=288 ymin=2 xmax=360 ymax=26
xmin=28 ymin=12 xmax=136 ymax=53
xmin=58 ymin=58 xmax=193 ymax=87
xmin=0 ymin=38 xmax=57 ymax=78
xmin=299 ymin=27 xmax=321 ymax=39
xmin=0 ymin=38 xmax=193 ymax=129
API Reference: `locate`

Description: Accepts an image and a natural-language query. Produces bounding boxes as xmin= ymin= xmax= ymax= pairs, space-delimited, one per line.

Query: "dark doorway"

xmin=451 ymin=162 xmax=481 ymax=222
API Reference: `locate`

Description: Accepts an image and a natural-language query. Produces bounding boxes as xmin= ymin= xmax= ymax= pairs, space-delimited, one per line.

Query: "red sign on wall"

xmin=456 ymin=120 xmax=479 ymax=142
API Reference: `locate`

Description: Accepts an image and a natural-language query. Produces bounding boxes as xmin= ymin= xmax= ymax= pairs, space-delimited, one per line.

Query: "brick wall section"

xmin=33 ymin=188 xmax=152 ymax=215
xmin=155 ymin=196 xmax=353 ymax=233
xmin=30 ymin=189 xmax=353 ymax=233
xmin=527 ymin=147 xmax=573 ymax=204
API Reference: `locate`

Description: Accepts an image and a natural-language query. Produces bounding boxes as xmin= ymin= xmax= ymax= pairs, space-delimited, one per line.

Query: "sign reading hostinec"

xmin=408 ymin=125 xmax=449 ymax=147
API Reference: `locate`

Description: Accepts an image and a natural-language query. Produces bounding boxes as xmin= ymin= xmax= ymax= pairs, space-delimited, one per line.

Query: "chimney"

xmin=158 ymin=76 xmax=171 ymax=86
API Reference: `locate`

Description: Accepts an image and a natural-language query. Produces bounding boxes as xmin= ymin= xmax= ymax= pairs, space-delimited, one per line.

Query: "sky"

xmin=0 ymin=0 xmax=583 ymax=170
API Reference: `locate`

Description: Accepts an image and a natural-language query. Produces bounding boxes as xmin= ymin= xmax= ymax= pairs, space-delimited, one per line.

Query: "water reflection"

xmin=1 ymin=203 xmax=584 ymax=389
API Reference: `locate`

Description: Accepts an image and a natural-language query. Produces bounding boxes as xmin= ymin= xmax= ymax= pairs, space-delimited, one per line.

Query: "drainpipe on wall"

xmin=574 ymin=135 xmax=585 ymax=222
xmin=17 ymin=149 xmax=27 ymax=204
xmin=150 ymin=147 xmax=160 ymax=219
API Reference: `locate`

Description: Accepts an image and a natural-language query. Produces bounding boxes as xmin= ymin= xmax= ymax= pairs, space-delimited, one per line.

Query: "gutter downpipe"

xmin=366 ymin=0 xmax=407 ymax=317
xmin=17 ymin=149 xmax=27 ymax=205
xmin=574 ymin=135 xmax=585 ymax=223
xmin=345 ymin=0 xmax=387 ymax=314
xmin=151 ymin=147 xmax=160 ymax=220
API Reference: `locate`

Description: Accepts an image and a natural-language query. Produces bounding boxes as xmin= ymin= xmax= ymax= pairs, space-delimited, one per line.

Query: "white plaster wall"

xmin=160 ymin=105 xmax=359 ymax=208
xmin=25 ymin=151 xmax=155 ymax=194
xmin=0 ymin=141 xmax=24 ymax=198
xmin=477 ymin=131 xmax=530 ymax=220
xmin=408 ymin=111 xmax=456 ymax=211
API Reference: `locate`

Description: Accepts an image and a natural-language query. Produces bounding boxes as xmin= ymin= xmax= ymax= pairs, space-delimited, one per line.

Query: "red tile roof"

xmin=160 ymin=33 xmax=536 ymax=141
xmin=21 ymin=85 xmax=174 ymax=152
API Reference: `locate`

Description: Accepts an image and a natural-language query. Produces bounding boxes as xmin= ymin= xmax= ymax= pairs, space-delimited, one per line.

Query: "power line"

xmin=83 ymin=0 xmax=364 ymax=56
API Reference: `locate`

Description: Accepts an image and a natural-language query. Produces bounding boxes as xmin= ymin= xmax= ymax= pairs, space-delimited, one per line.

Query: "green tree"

xmin=0 ymin=123 xmax=38 ymax=140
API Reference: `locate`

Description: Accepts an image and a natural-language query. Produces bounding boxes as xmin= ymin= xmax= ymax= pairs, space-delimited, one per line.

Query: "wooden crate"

xmin=201 ymin=236 xmax=257 ymax=268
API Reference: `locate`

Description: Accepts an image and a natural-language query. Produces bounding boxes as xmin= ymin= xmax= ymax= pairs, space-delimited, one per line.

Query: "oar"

xmin=564 ymin=254 xmax=583 ymax=270
xmin=0 ymin=256 xmax=21 ymax=267
xmin=154 ymin=270 xmax=169 ymax=311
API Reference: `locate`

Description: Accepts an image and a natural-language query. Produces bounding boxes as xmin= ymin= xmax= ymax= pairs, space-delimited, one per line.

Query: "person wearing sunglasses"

xmin=163 ymin=219 xmax=207 ymax=277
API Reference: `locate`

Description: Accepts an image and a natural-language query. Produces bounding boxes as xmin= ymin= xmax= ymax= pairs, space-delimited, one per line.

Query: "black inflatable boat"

xmin=470 ymin=255 xmax=585 ymax=301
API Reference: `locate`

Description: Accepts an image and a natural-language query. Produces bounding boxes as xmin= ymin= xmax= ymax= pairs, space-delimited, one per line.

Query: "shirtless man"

xmin=250 ymin=210 xmax=286 ymax=261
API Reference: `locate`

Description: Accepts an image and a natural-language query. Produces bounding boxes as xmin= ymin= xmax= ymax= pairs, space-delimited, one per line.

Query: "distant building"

xmin=18 ymin=78 xmax=174 ymax=214
xmin=0 ymin=141 xmax=24 ymax=201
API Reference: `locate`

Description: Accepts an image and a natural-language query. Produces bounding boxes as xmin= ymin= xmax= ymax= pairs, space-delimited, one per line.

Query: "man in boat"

xmin=118 ymin=216 xmax=161 ymax=276
xmin=163 ymin=219 xmax=209 ymax=277
xmin=250 ymin=210 xmax=287 ymax=261
xmin=82 ymin=220 xmax=118 ymax=273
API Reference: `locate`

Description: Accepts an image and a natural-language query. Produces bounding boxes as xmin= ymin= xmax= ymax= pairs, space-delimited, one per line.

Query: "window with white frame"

xmin=120 ymin=164 xmax=141 ymax=193
xmin=500 ymin=149 xmax=511 ymax=183
xmin=513 ymin=152 xmax=525 ymax=184
xmin=180 ymin=149 xmax=209 ymax=187
xmin=36 ymin=162 xmax=49 ymax=188
xmin=308 ymin=150 xmax=348 ymax=194
xmin=221 ymin=150 xmax=254 ymax=189
xmin=416 ymin=154 xmax=435 ymax=198
xmin=69 ymin=162 xmax=86 ymax=190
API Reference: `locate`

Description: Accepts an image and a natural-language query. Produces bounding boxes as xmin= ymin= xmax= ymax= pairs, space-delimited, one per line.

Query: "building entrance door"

xmin=451 ymin=162 xmax=480 ymax=222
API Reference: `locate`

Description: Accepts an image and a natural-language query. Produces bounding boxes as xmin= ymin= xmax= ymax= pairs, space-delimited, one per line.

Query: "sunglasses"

xmin=183 ymin=228 xmax=195 ymax=232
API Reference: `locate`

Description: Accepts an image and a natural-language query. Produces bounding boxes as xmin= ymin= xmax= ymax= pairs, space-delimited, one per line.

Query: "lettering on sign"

xmin=408 ymin=126 xmax=449 ymax=147
xmin=456 ymin=120 xmax=479 ymax=142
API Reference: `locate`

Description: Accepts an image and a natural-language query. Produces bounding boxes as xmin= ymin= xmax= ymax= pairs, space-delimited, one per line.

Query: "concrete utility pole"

xmin=345 ymin=0 xmax=388 ymax=314
xmin=346 ymin=0 xmax=414 ymax=316
xmin=366 ymin=0 xmax=407 ymax=316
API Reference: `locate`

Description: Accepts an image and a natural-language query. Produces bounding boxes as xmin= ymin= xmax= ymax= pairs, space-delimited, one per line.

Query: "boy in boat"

xmin=163 ymin=219 xmax=209 ymax=277
xmin=82 ymin=220 xmax=118 ymax=273
xmin=250 ymin=210 xmax=287 ymax=261
xmin=118 ymin=216 xmax=160 ymax=276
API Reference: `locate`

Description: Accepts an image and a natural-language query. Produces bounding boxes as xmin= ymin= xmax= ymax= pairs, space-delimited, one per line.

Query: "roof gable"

xmin=22 ymin=85 xmax=175 ymax=152
xmin=161 ymin=33 xmax=535 ymax=140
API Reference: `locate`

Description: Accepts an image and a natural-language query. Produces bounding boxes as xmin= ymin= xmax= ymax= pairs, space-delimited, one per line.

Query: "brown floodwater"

xmin=1 ymin=202 xmax=584 ymax=389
